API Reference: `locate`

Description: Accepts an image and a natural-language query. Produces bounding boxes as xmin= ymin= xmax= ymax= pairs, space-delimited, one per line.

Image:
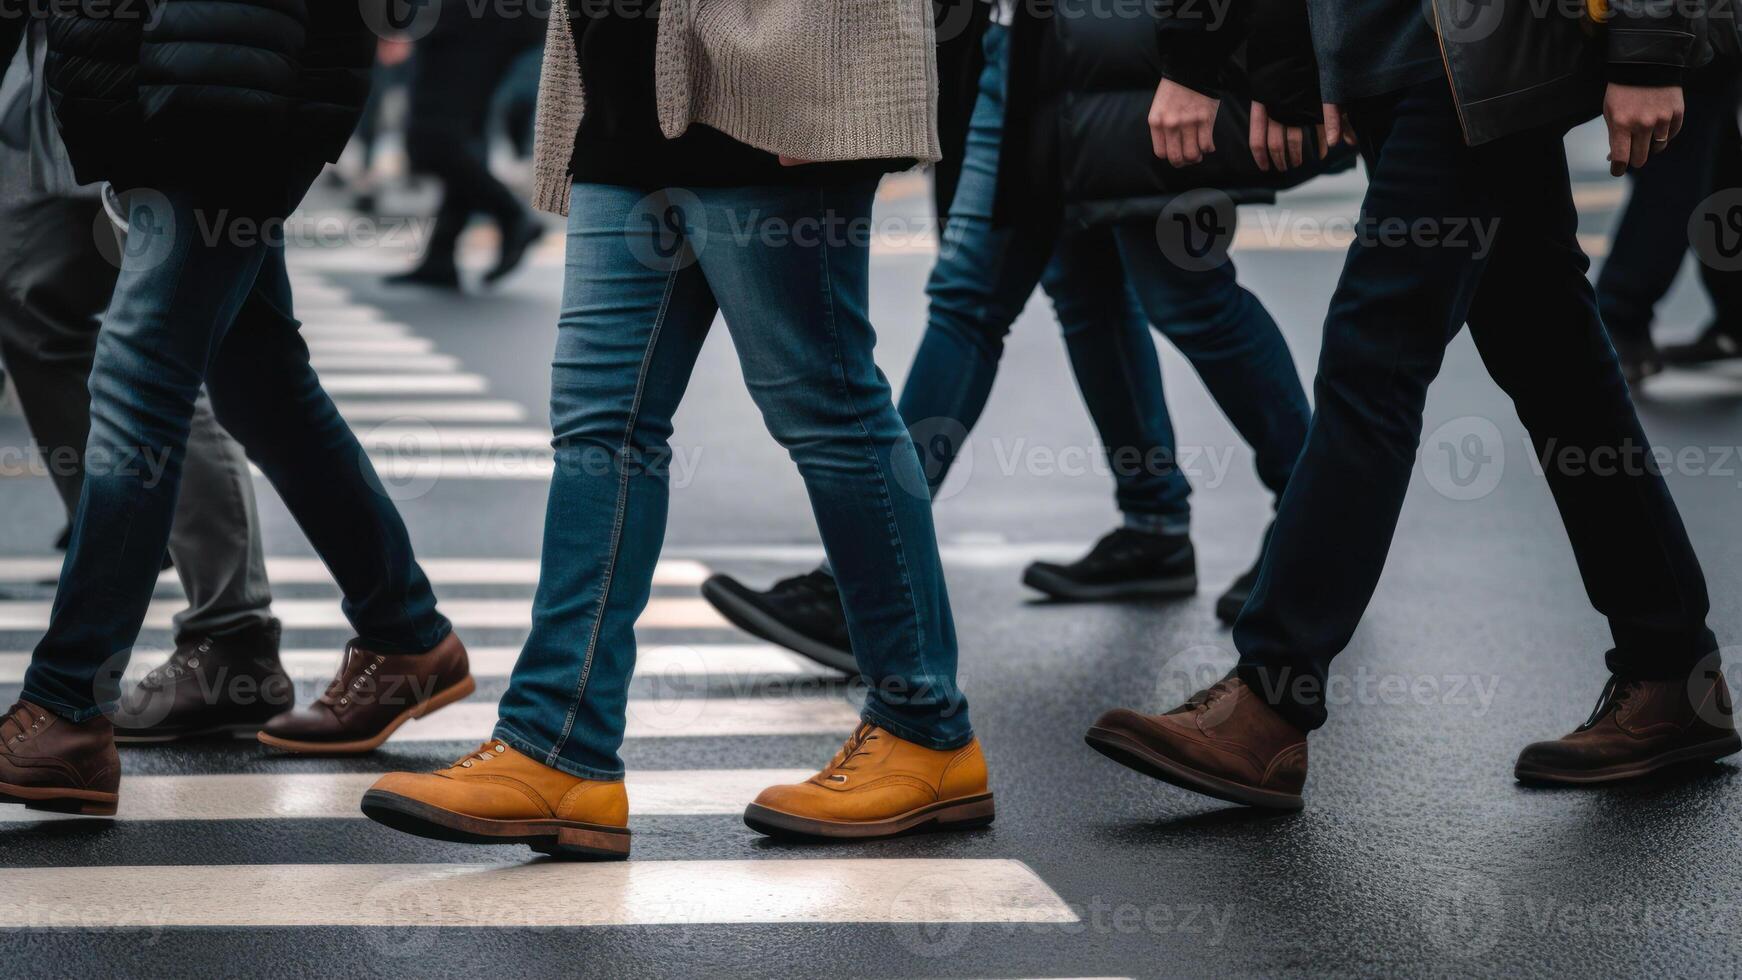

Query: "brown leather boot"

xmin=362 ymin=740 xmax=630 ymax=859
xmin=743 ymin=722 xmax=994 ymax=839
xmin=257 ymin=633 xmax=473 ymax=754
xmin=1086 ymin=674 xmax=1308 ymax=810
xmin=0 ymin=700 xmax=121 ymax=816
xmin=1514 ymin=671 xmax=1741 ymax=784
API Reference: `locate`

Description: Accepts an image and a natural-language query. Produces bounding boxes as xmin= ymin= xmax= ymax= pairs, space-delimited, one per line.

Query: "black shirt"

xmin=569 ymin=6 xmax=903 ymax=186
xmin=1305 ymin=0 xmax=1445 ymax=103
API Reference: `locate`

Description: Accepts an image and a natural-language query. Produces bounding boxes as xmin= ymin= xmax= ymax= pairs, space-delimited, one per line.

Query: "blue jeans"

xmin=1234 ymin=80 xmax=1717 ymax=731
xmin=902 ymin=25 xmax=1308 ymax=525
xmin=22 ymin=185 xmax=452 ymax=722
xmin=494 ymin=179 xmax=973 ymax=780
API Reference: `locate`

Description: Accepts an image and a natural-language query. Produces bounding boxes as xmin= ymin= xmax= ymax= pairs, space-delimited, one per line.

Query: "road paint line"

xmin=0 ymin=644 xmax=823 ymax=684
xmin=0 ymin=597 xmax=726 ymax=631
xmin=334 ymin=399 xmax=528 ymax=422
xmin=353 ymin=456 xmax=555 ymax=480
xmin=300 ymin=321 xmax=412 ymax=339
xmin=305 ymin=337 xmax=436 ymax=355
xmin=0 ymin=860 xmax=1076 ymax=927
xmin=0 ymin=556 xmax=708 ymax=586
xmin=309 ymin=353 xmax=461 ymax=372
xmin=354 ymin=426 xmax=555 ymax=452
xmin=317 ymin=374 xmax=488 ymax=394
xmin=4 ymin=769 xmax=815 ymax=822
xmin=392 ymin=697 xmax=862 ymax=741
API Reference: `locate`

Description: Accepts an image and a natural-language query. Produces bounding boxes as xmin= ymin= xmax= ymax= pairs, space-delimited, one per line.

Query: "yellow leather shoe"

xmin=361 ymin=740 xmax=629 ymax=859
xmin=744 ymin=722 xmax=994 ymax=839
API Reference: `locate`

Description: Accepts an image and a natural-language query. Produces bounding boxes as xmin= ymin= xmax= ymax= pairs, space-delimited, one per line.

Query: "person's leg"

xmin=1110 ymin=230 xmax=1310 ymax=503
xmin=360 ymin=183 xmax=714 ymax=859
xmin=1694 ymin=99 xmax=1742 ymax=329
xmin=490 ymin=184 xmax=717 ymax=781
xmin=20 ymin=189 xmax=272 ymax=722
xmin=1597 ymin=63 xmax=1740 ymax=376
xmin=163 ymin=396 xmax=274 ymax=640
xmin=699 ymin=179 xmax=974 ymax=748
xmin=693 ymin=178 xmax=991 ymax=839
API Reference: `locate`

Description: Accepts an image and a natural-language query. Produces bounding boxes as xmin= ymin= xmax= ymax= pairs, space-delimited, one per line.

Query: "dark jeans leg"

xmin=204 ymin=250 xmax=448 ymax=655
xmin=1596 ymin=64 xmax=1742 ymax=344
xmin=1112 ymin=228 xmax=1311 ymax=500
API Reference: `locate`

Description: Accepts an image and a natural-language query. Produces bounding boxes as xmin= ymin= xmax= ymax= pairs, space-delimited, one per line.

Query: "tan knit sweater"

xmin=531 ymin=0 xmax=941 ymax=215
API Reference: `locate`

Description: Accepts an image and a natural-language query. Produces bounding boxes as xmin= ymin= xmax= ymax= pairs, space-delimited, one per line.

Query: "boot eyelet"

xmin=494 ymin=744 xmax=506 ymax=752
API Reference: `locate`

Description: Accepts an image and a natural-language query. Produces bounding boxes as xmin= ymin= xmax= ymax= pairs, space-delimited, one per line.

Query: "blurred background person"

xmin=386 ymin=0 xmax=546 ymax=290
xmin=1598 ymin=43 xmax=1741 ymax=381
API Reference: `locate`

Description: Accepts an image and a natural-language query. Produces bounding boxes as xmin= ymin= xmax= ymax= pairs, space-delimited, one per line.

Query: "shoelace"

xmin=1579 ymin=676 xmax=1637 ymax=731
xmin=317 ymin=641 xmax=386 ymax=708
xmin=819 ymin=722 xmax=880 ymax=783
xmin=452 ymin=741 xmax=509 ymax=769
xmin=1170 ymin=676 xmax=1240 ymax=715
xmin=0 ymin=702 xmax=48 ymax=747
xmin=141 ymin=637 xmax=215 ymax=689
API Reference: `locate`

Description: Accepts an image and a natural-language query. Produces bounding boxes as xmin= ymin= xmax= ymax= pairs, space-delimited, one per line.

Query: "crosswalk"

xmin=0 ymin=266 xmax=1081 ymax=949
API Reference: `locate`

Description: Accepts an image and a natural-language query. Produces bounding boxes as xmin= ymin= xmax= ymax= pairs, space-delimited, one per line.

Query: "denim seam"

xmin=544 ymin=254 xmax=681 ymax=770
xmin=815 ymin=184 xmax=929 ymax=700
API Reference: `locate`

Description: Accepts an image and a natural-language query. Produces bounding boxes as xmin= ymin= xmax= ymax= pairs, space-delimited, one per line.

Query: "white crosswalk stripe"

xmin=393 ymin=698 xmax=862 ymax=741
xmin=0 ymin=860 xmax=1076 ymax=927
xmin=0 ymin=643 xmax=825 ymax=684
xmin=317 ymin=373 xmax=488 ymax=394
xmin=4 ymin=770 xmax=815 ymax=822
xmin=0 ymin=596 xmax=726 ymax=631
xmin=0 ymin=555 xmax=707 ymax=585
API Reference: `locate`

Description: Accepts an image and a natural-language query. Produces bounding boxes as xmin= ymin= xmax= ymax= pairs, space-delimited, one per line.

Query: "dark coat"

xmin=931 ymin=0 xmax=1353 ymax=230
xmin=40 ymin=0 xmax=374 ymax=198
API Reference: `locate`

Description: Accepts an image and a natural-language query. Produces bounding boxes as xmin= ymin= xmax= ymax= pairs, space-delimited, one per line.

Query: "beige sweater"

xmin=531 ymin=0 xmax=941 ymax=215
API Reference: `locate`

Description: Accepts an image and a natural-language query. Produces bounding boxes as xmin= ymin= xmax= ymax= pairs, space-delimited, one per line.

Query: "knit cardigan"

xmin=531 ymin=0 xmax=942 ymax=215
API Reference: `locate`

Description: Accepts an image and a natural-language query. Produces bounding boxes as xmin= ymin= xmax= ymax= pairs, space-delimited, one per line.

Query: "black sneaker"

xmin=1659 ymin=322 xmax=1742 ymax=367
xmin=701 ymin=571 xmax=855 ymax=674
xmin=112 ymin=620 xmax=293 ymax=742
xmin=484 ymin=217 xmax=546 ymax=286
xmin=1022 ymin=528 xmax=1196 ymax=601
xmin=1215 ymin=524 xmax=1274 ymax=625
xmin=1611 ymin=334 xmax=1664 ymax=386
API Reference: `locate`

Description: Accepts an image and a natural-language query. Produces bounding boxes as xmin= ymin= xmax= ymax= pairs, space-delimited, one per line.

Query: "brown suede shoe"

xmin=744 ymin=723 xmax=994 ymax=839
xmin=0 ymin=700 xmax=121 ymax=816
xmin=257 ymin=633 xmax=473 ymax=754
xmin=362 ymin=740 xmax=630 ymax=859
xmin=1514 ymin=671 xmax=1741 ymax=784
xmin=1086 ymin=675 xmax=1308 ymax=810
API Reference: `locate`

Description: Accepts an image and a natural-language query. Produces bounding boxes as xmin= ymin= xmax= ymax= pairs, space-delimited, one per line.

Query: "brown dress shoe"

xmin=0 ymin=700 xmax=121 ymax=816
xmin=743 ymin=722 xmax=995 ymax=839
xmin=257 ymin=633 xmax=474 ymax=754
xmin=1514 ymin=671 xmax=1741 ymax=784
xmin=1086 ymin=674 xmax=1308 ymax=810
xmin=362 ymin=740 xmax=630 ymax=859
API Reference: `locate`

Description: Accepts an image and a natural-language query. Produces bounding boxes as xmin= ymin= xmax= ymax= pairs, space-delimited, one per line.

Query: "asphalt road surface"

xmin=2 ymin=124 xmax=1740 ymax=978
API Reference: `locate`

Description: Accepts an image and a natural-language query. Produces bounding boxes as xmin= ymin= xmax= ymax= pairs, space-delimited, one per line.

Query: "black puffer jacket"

xmin=932 ymin=0 xmax=1354 ymax=230
xmin=40 ymin=0 xmax=374 ymax=198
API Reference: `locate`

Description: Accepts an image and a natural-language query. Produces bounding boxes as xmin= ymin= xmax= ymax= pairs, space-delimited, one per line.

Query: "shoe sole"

xmin=0 ymin=779 xmax=118 ymax=817
xmin=742 ymin=793 xmax=995 ymax=840
xmin=700 ymin=578 xmax=857 ymax=675
xmin=255 ymin=674 xmax=476 ymax=755
xmin=1021 ymin=567 xmax=1197 ymax=602
xmin=115 ymin=717 xmax=287 ymax=744
xmin=1084 ymin=726 xmax=1303 ymax=811
xmin=1514 ymin=732 xmax=1742 ymax=785
xmin=360 ymin=789 xmax=630 ymax=860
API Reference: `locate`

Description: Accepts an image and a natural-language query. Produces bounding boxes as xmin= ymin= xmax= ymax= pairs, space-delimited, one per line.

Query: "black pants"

xmin=404 ymin=20 xmax=541 ymax=269
xmin=1233 ymin=79 xmax=1717 ymax=731
xmin=1597 ymin=63 xmax=1742 ymax=344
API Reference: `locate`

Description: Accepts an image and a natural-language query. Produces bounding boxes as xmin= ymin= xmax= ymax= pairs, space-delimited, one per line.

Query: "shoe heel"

xmin=413 ymin=674 xmax=476 ymax=719
xmin=536 ymin=825 xmax=631 ymax=861
xmin=25 ymin=797 xmax=118 ymax=817
xmin=932 ymin=794 xmax=995 ymax=831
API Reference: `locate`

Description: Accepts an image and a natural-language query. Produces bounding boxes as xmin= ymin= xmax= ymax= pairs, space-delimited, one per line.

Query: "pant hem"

xmin=355 ymin=616 xmax=454 ymax=657
xmin=860 ymin=705 xmax=974 ymax=751
xmin=17 ymin=689 xmax=108 ymax=725
xmin=491 ymin=722 xmax=624 ymax=782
